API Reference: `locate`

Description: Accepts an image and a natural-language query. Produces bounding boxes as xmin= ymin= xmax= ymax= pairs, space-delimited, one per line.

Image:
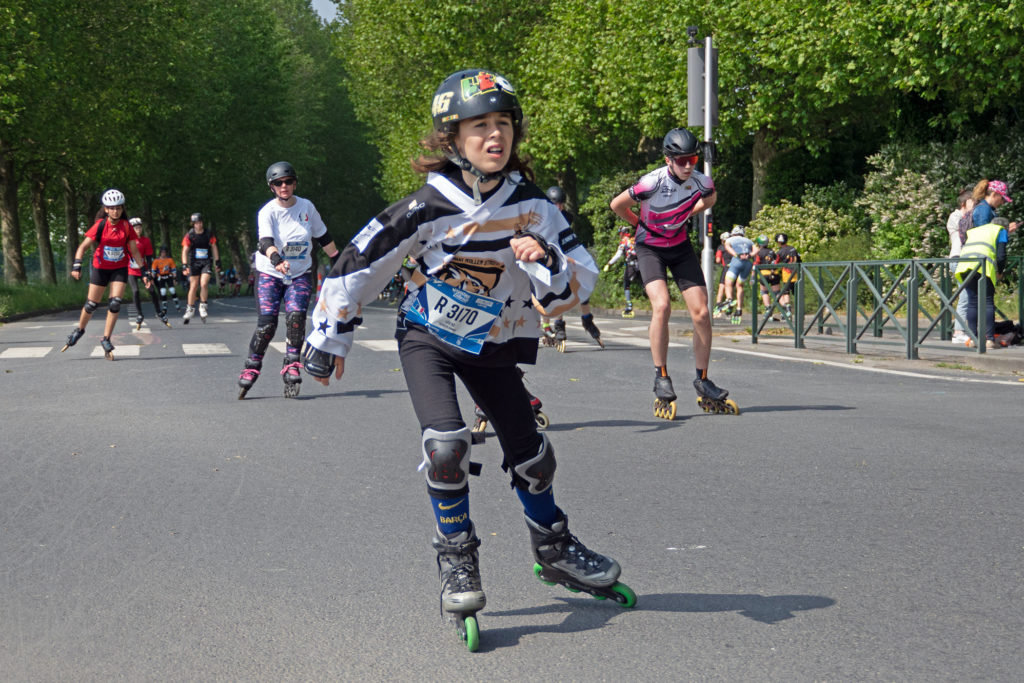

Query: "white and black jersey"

xmin=306 ymin=170 xmax=598 ymax=360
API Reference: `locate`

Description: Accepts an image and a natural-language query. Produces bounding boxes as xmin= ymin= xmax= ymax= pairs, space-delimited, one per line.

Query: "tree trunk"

xmin=31 ymin=176 xmax=57 ymax=284
xmin=0 ymin=144 xmax=27 ymax=284
xmin=750 ymin=128 xmax=778 ymax=219
xmin=62 ymin=176 xmax=80 ymax=277
xmin=157 ymin=211 xmax=171 ymax=253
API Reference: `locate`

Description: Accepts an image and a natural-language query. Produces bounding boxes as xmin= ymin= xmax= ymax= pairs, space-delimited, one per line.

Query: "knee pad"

xmin=249 ymin=314 xmax=278 ymax=356
xmin=159 ymin=287 xmax=167 ymax=297
xmin=512 ymin=434 xmax=557 ymax=495
xmin=83 ymin=299 xmax=99 ymax=314
xmin=420 ymin=427 xmax=471 ymax=493
xmin=285 ymin=310 xmax=307 ymax=348
xmin=107 ymin=297 xmax=122 ymax=313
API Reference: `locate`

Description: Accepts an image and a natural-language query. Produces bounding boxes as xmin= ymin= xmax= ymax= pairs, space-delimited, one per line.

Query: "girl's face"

xmin=105 ymin=205 xmax=123 ymax=219
xmin=271 ymin=176 xmax=297 ymax=203
xmin=989 ymin=192 xmax=1005 ymax=208
xmin=454 ymin=111 xmax=514 ymax=176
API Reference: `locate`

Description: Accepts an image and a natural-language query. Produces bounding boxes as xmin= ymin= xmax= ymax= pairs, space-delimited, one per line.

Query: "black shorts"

xmin=90 ymin=266 xmax=128 ymax=287
xmin=636 ymin=242 xmax=705 ymax=292
xmin=189 ymin=260 xmax=214 ymax=276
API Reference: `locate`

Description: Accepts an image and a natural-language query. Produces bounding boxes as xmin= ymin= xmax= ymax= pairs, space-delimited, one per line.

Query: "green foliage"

xmin=749 ymin=196 xmax=864 ymax=261
xmin=0 ymin=279 xmax=87 ymax=320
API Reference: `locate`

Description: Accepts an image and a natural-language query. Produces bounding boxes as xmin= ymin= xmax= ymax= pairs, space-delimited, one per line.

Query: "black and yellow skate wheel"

xmin=724 ymin=399 xmax=740 ymax=415
xmin=556 ymin=339 xmax=567 ymax=353
xmin=535 ymin=412 xmax=550 ymax=430
xmin=472 ymin=418 xmax=487 ymax=433
xmin=653 ymin=399 xmax=677 ymax=420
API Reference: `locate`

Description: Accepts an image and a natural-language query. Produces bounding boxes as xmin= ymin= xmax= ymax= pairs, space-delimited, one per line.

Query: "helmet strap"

xmin=444 ymin=147 xmax=520 ymax=205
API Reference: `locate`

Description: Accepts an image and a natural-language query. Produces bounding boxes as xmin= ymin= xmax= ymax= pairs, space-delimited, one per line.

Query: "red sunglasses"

xmin=670 ymin=154 xmax=699 ymax=166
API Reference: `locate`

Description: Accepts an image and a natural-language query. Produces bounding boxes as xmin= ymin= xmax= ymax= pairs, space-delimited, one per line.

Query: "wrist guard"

xmin=302 ymin=342 xmax=336 ymax=378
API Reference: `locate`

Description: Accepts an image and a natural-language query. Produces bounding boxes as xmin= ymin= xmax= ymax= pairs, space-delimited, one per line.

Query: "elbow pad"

xmin=315 ymin=232 xmax=333 ymax=248
xmin=257 ymin=237 xmax=276 ymax=256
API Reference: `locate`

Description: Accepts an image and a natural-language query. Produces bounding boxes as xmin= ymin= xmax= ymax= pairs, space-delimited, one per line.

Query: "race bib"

xmin=103 ymin=246 xmax=125 ymax=262
xmin=282 ymin=241 xmax=309 ymax=260
xmin=194 ymin=248 xmax=209 ymax=260
xmin=404 ymin=278 xmax=503 ymax=355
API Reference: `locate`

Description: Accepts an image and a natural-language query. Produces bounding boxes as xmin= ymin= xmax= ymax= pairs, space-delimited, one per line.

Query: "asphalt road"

xmin=1 ymin=298 xmax=1021 ymax=680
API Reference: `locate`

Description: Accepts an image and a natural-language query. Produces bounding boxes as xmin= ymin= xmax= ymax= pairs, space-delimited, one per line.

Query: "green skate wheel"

xmin=463 ymin=615 xmax=479 ymax=652
xmin=533 ymin=563 xmax=556 ymax=585
xmin=610 ymin=582 xmax=638 ymax=608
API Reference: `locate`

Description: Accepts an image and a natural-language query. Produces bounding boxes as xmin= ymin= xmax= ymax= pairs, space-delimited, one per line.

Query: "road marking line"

xmin=1 ymin=347 xmax=51 ymax=358
xmin=182 ymin=343 xmax=231 ymax=355
xmin=357 ymin=339 xmax=398 ymax=352
xmin=90 ymin=344 xmax=142 ymax=357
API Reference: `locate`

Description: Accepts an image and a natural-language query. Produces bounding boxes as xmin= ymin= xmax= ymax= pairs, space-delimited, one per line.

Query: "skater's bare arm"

xmin=71 ymin=237 xmax=94 ymax=281
xmin=609 ymin=190 xmax=639 ymax=227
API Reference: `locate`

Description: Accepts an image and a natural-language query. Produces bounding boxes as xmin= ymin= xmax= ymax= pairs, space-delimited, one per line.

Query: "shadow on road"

xmin=480 ymin=591 xmax=835 ymax=651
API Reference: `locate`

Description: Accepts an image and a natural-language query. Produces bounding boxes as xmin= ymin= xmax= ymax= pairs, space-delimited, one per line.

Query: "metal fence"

xmin=750 ymin=256 xmax=1024 ymax=358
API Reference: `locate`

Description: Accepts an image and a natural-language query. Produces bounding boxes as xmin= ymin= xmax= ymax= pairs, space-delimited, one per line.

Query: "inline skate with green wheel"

xmin=433 ymin=525 xmax=486 ymax=652
xmin=526 ymin=511 xmax=637 ymax=607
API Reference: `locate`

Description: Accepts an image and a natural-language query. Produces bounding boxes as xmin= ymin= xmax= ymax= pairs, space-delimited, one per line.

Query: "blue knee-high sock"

xmin=430 ymin=492 xmax=470 ymax=536
xmin=517 ymin=487 xmax=558 ymax=527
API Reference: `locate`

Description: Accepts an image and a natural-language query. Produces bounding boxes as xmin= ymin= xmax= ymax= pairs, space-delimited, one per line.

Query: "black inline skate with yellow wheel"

xmin=100 ymin=336 xmax=115 ymax=361
xmin=553 ymin=318 xmax=567 ymax=353
xmin=694 ymin=374 xmax=740 ymax=415
xmin=653 ymin=372 xmax=677 ymax=421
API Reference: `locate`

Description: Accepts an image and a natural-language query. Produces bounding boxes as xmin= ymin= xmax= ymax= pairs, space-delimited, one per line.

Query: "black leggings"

xmin=128 ymin=274 xmax=163 ymax=317
xmin=399 ymin=329 xmax=543 ymax=478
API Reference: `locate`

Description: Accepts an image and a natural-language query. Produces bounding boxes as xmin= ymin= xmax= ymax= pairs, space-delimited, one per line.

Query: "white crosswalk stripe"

xmin=182 ymin=343 xmax=231 ymax=355
xmin=0 ymin=347 xmax=51 ymax=358
xmin=90 ymin=344 xmax=142 ymax=357
xmin=356 ymin=339 xmax=398 ymax=352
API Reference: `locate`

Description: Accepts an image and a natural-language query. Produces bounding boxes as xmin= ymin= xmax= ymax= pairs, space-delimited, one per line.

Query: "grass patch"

xmin=0 ymin=280 xmax=90 ymax=321
xmin=935 ymin=361 xmax=979 ymax=372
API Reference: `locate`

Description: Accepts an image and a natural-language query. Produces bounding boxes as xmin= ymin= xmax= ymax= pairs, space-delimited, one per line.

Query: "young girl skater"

xmin=302 ymin=69 xmax=635 ymax=650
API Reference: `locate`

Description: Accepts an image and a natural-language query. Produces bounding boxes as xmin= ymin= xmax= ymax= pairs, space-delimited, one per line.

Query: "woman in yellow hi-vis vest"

xmin=954 ymin=217 xmax=1011 ymax=347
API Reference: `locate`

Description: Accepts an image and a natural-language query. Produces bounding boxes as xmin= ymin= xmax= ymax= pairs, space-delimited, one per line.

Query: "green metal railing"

xmin=750 ymin=256 xmax=1024 ymax=359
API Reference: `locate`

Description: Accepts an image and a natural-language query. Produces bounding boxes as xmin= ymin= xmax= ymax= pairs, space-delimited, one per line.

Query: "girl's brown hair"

xmin=972 ymin=179 xmax=989 ymax=203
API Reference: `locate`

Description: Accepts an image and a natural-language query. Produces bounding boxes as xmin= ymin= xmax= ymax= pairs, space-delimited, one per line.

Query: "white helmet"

xmin=102 ymin=189 xmax=125 ymax=207
xmin=730 ymin=224 xmax=746 ymax=236
xmin=719 ymin=231 xmax=731 ymax=242
xmin=129 ymin=217 xmax=142 ymax=226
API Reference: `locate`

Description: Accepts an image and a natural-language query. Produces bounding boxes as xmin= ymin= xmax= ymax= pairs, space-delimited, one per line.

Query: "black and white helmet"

xmin=101 ymin=189 xmax=125 ymax=207
xmin=129 ymin=217 xmax=142 ymax=227
xmin=662 ymin=128 xmax=699 ymax=157
xmin=775 ymin=232 xmax=788 ymax=245
xmin=731 ymin=225 xmax=746 ymax=236
xmin=190 ymin=212 xmax=203 ymax=223
xmin=431 ymin=69 xmax=522 ymax=136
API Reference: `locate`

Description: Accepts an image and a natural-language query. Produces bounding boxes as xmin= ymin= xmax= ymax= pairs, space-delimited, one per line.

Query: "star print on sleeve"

xmin=520 ymin=298 xmax=533 ymax=308
xmin=317 ymin=319 xmax=329 ymax=334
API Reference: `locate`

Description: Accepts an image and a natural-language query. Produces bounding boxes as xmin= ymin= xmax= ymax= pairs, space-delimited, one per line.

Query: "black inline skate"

xmin=541 ymin=322 xmax=557 ymax=348
xmin=730 ymin=308 xmax=743 ymax=325
xmin=526 ymin=511 xmax=636 ymax=607
xmin=694 ymin=373 xmax=739 ymax=415
xmin=100 ymin=336 xmax=115 ymax=361
xmin=433 ymin=525 xmax=486 ymax=652
xmin=281 ymin=352 xmax=302 ymax=398
xmin=553 ymin=318 xmax=567 ymax=353
xmin=581 ymin=313 xmax=605 ymax=349
xmin=237 ymin=358 xmax=262 ymax=400
xmin=622 ymin=301 xmax=634 ymax=319
xmin=135 ymin=314 xmax=144 ymax=331
xmin=653 ymin=372 xmax=677 ymax=420
xmin=472 ymin=392 xmax=548 ymax=436
xmin=61 ymin=327 xmax=85 ymax=353
xmin=159 ymin=311 xmax=171 ymax=328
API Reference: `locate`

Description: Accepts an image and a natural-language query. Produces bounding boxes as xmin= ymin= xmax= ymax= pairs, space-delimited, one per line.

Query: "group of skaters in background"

xmin=710 ymin=227 xmax=800 ymax=325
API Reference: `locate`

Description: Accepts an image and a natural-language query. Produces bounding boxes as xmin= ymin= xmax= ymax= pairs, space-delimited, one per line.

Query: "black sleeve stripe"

xmin=558 ymin=228 xmax=580 ymax=253
xmin=335 ymin=316 xmax=363 ymax=334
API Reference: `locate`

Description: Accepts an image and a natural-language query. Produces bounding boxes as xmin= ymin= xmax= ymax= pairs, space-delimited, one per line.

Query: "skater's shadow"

xmin=733 ymin=404 xmax=852 ymax=414
xmin=539 ymin=417 xmax=694 ymax=433
xmin=480 ymin=591 xmax=834 ymax=652
xmin=270 ymin=387 xmax=409 ymax=401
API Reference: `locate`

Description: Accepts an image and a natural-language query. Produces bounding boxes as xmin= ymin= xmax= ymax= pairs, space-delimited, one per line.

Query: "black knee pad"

xmin=285 ymin=310 xmax=307 ymax=349
xmin=83 ymin=299 xmax=99 ymax=314
xmin=512 ymin=434 xmax=557 ymax=494
xmin=107 ymin=297 xmax=122 ymax=313
xmin=421 ymin=427 xmax=471 ymax=493
xmin=249 ymin=314 xmax=277 ymax=356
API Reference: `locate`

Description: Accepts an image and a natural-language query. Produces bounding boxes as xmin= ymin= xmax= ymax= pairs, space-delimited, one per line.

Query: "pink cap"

xmin=989 ymin=180 xmax=1012 ymax=203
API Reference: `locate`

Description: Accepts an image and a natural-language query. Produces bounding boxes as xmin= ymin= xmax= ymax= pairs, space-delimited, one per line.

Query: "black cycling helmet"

xmin=546 ymin=186 xmax=566 ymax=204
xmin=663 ymin=128 xmax=699 ymax=157
xmin=266 ymin=161 xmax=297 ymax=185
xmin=775 ymin=232 xmax=788 ymax=245
xmin=431 ymin=69 xmax=523 ymax=136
